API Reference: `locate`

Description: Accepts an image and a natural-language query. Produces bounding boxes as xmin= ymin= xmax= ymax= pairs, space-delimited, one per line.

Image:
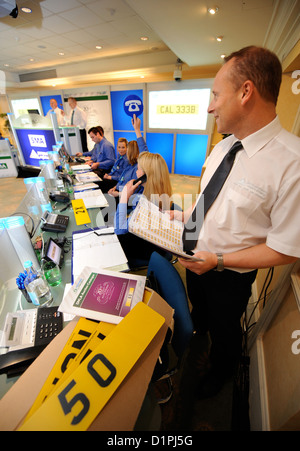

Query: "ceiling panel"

xmin=125 ymin=0 xmax=275 ymax=66
xmin=86 ymin=0 xmax=137 ymax=21
xmin=62 ymin=28 xmax=102 ymax=45
xmin=41 ymin=15 xmax=79 ymax=34
xmin=0 ymin=0 xmax=297 ymax=88
xmin=87 ymin=22 xmax=124 ymax=39
xmin=59 ymin=6 xmax=105 ymax=27
xmin=39 ymin=0 xmax=83 ymax=14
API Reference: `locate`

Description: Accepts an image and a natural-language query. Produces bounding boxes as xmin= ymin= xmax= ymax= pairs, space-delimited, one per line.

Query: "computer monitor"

xmin=15 ymin=128 xmax=56 ymax=166
xmin=27 ymin=109 xmax=40 ymax=115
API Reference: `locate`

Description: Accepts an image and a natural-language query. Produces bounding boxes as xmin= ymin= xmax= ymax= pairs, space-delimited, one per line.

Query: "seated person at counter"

xmin=108 ymin=140 xmax=142 ymax=201
xmin=100 ymin=114 xmax=147 ymax=192
xmin=114 ymin=152 xmax=174 ymax=267
xmin=97 ymin=138 xmax=129 ymax=193
xmin=104 ymin=114 xmax=149 ymax=189
xmin=77 ymin=126 xmax=115 ymax=178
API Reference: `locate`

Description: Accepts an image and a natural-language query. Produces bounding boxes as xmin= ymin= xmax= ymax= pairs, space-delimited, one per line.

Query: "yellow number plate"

xmin=19 ymin=303 xmax=164 ymax=431
xmin=71 ymin=198 xmax=90 ymax=225
xmin=24 ymin=318 xmax=115 ymax=421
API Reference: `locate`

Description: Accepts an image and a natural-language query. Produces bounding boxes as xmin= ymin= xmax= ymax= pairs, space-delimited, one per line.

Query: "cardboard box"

xmin=0 ymin=288 xmax=173 ymax=431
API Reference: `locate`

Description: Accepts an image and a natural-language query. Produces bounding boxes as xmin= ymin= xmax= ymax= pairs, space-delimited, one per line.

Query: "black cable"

xmin=246 ymin=267 xmax=274 ymax=332
xmin=263 ymin=267 xmax=274 ymax=308
xmin=240 ymin=267 xmax=275 ymax=374
xmin=234 ymin=268 xmax=275 ymax=430
xmin=9 ymin=211 xmax=35 ymax=238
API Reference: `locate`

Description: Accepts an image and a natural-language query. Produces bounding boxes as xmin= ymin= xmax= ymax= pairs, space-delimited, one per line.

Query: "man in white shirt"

xmin=172 ymin=46 xmax=300 ymax=398
xmin=46 ymin=98 xmax=64 ymax=126
xmin=62 ymin=97 xmax=88 ymax=152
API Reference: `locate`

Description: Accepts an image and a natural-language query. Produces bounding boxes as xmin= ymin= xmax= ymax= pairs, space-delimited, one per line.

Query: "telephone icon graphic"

xmin=123 ymin=94 xmax=143 ymax=118
xmin=125 ymin=99 xmax=142 ymax=112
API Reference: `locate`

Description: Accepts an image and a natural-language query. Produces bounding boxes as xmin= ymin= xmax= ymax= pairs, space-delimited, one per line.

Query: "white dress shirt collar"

xmin=238 ymin=116 xmax=282 ymax=158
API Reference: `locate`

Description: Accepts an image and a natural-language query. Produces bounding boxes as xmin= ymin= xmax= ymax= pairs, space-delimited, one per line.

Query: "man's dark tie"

xmin=71 ymin=110 xmax=75 ymax=125
xmin=182 ymin=140 xmax=243 ymax=253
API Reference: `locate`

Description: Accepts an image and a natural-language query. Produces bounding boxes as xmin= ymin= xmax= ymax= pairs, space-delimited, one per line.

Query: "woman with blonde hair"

xmin=114 ymin=151 xmax=175 ymax=267
xmin=137 ymin=151 xmax=172 ymax=211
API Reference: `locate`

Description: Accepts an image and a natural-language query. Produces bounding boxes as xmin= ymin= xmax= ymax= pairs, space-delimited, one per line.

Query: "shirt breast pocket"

xmin=214 ymin=187 xmax=258 ymax=233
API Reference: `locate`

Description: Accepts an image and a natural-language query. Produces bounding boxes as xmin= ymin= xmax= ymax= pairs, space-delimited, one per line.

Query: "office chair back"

xmin=147 ymin=252 xmax=194 ymax=360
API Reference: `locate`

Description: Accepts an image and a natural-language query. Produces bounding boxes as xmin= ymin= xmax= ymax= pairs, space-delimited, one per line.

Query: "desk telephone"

xmin=40 ymin=210 xmax=69 ymax=233
xmin=49 ymin=191 xmax=70 ymax=203
xmin=0 ymin=307 xmax=63 ymax=376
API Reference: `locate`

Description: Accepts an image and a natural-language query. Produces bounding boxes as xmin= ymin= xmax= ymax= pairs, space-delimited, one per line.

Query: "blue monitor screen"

xmin=175 ymin=134 xmax=208 ymax=176
xmin=16 ymin=129 xmax=56 ymax=166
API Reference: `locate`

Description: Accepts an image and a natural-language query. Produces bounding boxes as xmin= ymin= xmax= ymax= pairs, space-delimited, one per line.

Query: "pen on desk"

xmin=60 ymin=202 xmax=72 ymax=212
xmin=84 ymin=224 xmax=115 ymax=236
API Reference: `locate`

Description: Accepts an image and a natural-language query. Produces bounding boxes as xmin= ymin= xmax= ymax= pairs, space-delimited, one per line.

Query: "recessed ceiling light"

xmin=21 ymin=7 xmax=32 ymax=13
xmin=58 ymin=52 xmax=65 ymax=56
xmin=221 ymin=54 xmax=226 ymax=59
xmin=95 ymin=45 xmax=102 ymax=50
xmin=29 ymin=58 xmax=34 ymax=62
xmin=140 ymin=36 xmax=148 ymax=41
xmin=216 ymin=36 xmax=223 ymax=42
xmin=208 ymin=7 xmax=219 ymax=14
xmin=4 ymin=64 xmax=9 ymax=67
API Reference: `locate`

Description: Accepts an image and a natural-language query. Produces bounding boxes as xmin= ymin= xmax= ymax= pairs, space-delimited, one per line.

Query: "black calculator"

xmin=35 ymin=307 xmax=63 ymax=346
xmin=41 ymin=211 xmax=69 ymax=233
xmin=0 ymin=307 xmax=63 ymax=376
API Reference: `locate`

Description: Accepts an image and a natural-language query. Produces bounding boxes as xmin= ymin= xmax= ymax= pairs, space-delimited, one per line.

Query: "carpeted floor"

xmin=156 ymin=332 xmax=236 ymax=431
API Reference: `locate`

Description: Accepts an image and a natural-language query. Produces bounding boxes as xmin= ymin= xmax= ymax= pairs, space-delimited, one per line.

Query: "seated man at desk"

xmin=77 ymin=126 xmax=116 ymax=179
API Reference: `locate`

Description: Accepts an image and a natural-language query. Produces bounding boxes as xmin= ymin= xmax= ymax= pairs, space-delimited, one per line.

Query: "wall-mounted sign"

xmin=123 ymin=94 xmax=143 ymax=118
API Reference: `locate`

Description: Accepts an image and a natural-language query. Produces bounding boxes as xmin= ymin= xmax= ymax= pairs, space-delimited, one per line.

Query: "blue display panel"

xmin=144 ymin=133 xmax=173 ymax=172
xmin=111 ymin=90 xmax=144 ymax=131
xmin=16 ymin=129 xmax=56 ymax=166
xmin=174 ymin=134 xmax=208 ymax=176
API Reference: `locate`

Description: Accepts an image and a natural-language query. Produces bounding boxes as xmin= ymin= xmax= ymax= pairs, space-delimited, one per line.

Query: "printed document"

xmin=72 ymin=227 xmax=128 ymax=282
xmin=129 ymin=196 xmax=203 ymax=261
xmin=74 ymin=189 xmax=109 ymax=208
xmin=59 ymin=267 xmax=146 ymax=324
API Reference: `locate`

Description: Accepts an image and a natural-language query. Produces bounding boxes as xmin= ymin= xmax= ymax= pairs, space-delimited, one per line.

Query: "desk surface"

xmin=0 ymin=188 xmax=106 ymax=399
xmin=38 ymin=202 xmax=105 ymax=306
